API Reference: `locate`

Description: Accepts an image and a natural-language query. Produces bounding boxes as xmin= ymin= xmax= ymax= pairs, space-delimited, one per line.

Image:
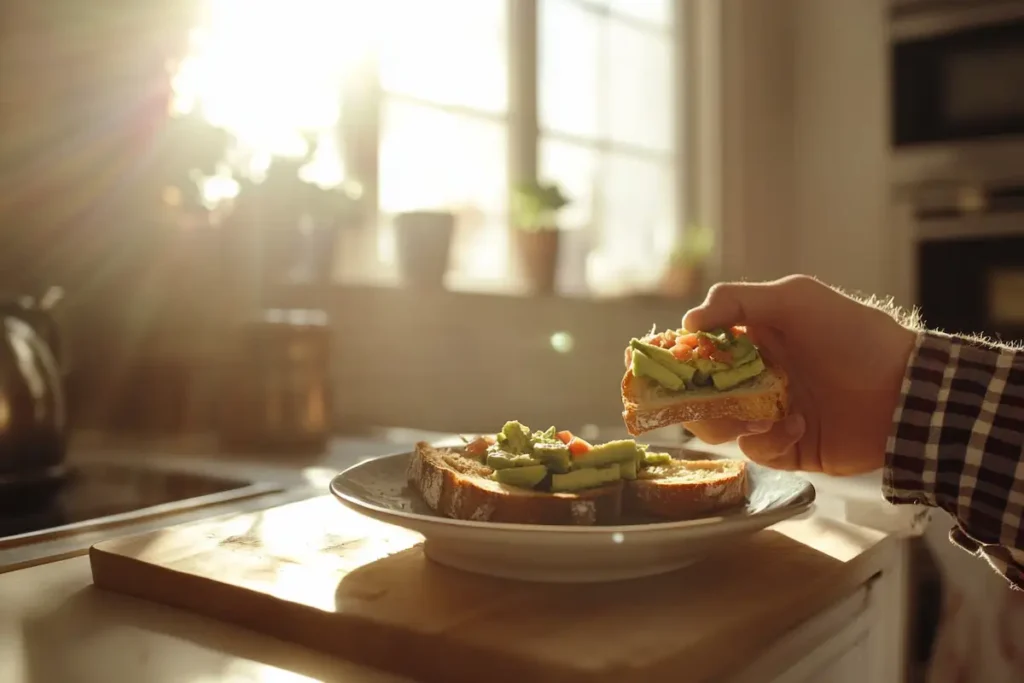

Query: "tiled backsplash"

xmin=67 ymin=284 xmax=700 ymax=435
xmin=277 ymin=287 xmax=698 ymax=434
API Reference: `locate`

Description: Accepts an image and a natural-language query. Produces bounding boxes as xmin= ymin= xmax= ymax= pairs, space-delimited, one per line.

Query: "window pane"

xmin=379 ymin=0 xmax=508 ymax=114
xmin=607 ymin=21 xmax=673 ymax=152
xmin=539 ymin=138 xmax=600 ymax=230
xmin=588 ymin=153 xmax=676 ymax=294
xmin=172 ymin=0 xmax=357 ymax=177
xmin=379 ymin=99 xmax=507 ymax=214
xmin=378 ymin=99 xmax=509 ymax=284
xmin=539 ymin=0 xmax=602 ymax=140
xmin=607 ymin=0 xmax=673 ymax=27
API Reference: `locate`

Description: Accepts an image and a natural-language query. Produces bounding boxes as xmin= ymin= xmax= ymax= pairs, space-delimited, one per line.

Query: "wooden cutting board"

xmin=90 ymin=495 xmax=891 ymax=683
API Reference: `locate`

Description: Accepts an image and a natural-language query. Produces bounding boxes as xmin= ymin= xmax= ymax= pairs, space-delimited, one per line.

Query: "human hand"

xmin=681 ymin=275 xmax=918 ymax=475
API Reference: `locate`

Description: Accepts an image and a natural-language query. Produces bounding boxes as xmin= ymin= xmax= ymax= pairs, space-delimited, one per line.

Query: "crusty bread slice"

xmin=621 ymin=367 xmax=788 ymax=437
xmin=406 ymin=441 xmax=748 ymax=525
xmin=406 ymin=442 xmax=623 ymax=526
xmin=625 ymin=458 xmax=748 ymax=520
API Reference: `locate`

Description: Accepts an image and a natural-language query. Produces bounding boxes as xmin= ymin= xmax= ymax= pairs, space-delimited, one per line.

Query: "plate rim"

xmin=329 ymin=448 xmax=816 ymax=536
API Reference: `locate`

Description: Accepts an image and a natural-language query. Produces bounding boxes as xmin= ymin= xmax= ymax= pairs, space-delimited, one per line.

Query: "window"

xmin=376 ymin=0 xmax=510 ymax=290
xmin=539 ymin=0 xmax=678 ymax=296
xmin=172 ymin=0 xmax=681 ymax=295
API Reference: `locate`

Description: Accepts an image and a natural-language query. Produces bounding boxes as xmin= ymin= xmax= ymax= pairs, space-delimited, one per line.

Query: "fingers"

xmin=736 ymin=413 xmax=806 ymax=468
xmin=682 ymin=275 xmax=819 ymax=332
xmin=684 ymin=418 xmax=774 ymax=446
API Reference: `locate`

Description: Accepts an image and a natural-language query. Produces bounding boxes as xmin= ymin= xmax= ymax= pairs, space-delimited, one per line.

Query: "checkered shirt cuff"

xmin=884 ymin=330 xmax=1024 ymax=590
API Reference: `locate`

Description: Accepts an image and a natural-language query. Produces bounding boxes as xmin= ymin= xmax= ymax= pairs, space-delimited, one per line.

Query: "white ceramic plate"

xmin=330 ymin=446 xmax=815 ymax=583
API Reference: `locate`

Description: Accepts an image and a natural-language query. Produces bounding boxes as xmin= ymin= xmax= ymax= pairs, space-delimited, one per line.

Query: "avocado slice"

xmin=631 ymin=350 xmax=684 ymax=391
xmin=619 ymin=459 xmax=637 ymax=480
xmin=629 ymin=339 xmax=697 ymax=383
xmin=531 ymin=425 xmax=559 ymax=444
xmin=531 ymin=442 xmax=571 ymax=474
xmin=692 ymin=357 xmax=730 ymax=374
xmin=729 ymin=336 xmax=758 ymax=366
xmin=643 ymin=451 xmax=673 ymax=466
xmin=493 ymin=464 xmax=548 ymax=489
xmin=551 ymin=464 xmax=622 ymax=492
xmin=486 ymin=452 xmax=541 ymax=470
xmin=498 ymin=421 xmax=532 ymax=454
xmin=711 ymin=355 xmax=766 ymax=390
xmin=573 ymin=439 xmax=642 ymax=469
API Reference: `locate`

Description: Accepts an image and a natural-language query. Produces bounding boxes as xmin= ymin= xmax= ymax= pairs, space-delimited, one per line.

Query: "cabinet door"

xmin=796 ymin=636 xmax=871 ymax=683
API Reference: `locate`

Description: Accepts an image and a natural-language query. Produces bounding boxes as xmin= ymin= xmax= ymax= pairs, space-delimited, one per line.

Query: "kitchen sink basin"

xmin=0 ymin=461 xmax=283 ymax=549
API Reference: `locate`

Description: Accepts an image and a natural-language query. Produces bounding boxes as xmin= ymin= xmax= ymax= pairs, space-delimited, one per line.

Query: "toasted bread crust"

xmin=620 ymin=369 xmax=788 ymax=437
xmin=625 ymin=460 xmax=748 ymax=519
xmin=406 ymin=442 xmax=749 ymax=525
xmin=406 ymin=442 xmax=623 ymax=526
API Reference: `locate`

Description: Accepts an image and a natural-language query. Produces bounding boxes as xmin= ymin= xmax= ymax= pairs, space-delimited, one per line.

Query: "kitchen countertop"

xmin=0 ymin=430 xmax=910 ymax=683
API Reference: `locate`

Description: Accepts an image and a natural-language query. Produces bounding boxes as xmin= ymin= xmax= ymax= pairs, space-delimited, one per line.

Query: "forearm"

xmin=883 ymin=330 xmax=1024 ymax=590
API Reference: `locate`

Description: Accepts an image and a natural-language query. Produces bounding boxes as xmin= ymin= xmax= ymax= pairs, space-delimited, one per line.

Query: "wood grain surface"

xmin=90 ymin=495 xmax=891 ymax=683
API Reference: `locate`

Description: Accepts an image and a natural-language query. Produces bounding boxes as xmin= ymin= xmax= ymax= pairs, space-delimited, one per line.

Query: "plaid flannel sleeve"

xmin=883 ymin=330 xmax=1024 ymax=590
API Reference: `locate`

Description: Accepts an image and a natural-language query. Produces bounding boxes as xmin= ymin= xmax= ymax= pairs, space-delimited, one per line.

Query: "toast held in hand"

xmin=621 ymin=327 xmax=788 ymax=436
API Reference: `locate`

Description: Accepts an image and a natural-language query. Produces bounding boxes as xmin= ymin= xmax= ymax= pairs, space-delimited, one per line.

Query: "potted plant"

xmin=511 ymin=180 xmax=571 ymax=295
xmin=230 ymin=135 xmax=365 ymax=289
xmin=659 ymin=225 xmax=714 ymax=299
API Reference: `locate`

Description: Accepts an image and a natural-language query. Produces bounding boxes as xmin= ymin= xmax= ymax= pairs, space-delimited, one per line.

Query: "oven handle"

xmin=915 ymin=211 xmax=1024 ymax=242
xmin=892 ymin=0 xmax=1024 ymax=42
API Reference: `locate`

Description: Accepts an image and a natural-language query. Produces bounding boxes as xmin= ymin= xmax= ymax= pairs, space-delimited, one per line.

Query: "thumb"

xmin=683 ymin=275 xmax=810 ymax=331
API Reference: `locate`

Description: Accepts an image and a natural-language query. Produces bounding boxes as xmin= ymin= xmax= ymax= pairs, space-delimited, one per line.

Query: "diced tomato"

xmin=678 ymin=333 xmax=699 ymax=347
xmin=556 ymin=430 xmax=574 ymax=445
xmin=710 ymin=348 xmax=734 ymax=364
xmin=731 ymin=325 xmax=747 ymax=337
xmin=663 ymin=330 xmax=677 ymax=344
xmin=695 ymin=335 xmax=717 ymax=359
xmin=670 ymin=343 xmax=693 ymax=361
xmin=464 ymin=437 xmax=490 ymax=458
xmin=568 ymin=437 xmax=592 ymax=457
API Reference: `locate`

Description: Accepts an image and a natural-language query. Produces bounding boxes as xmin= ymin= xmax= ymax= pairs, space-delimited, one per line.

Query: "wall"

xmin=717 ymin=0 xmax=799 ymax=283
xmin=716 ymin=0 xmax=895 ymax=299
xmin=65 ymin=275 xmax=701 ymax=435
xmin=792 ymin=0 xmax=892 ymax=298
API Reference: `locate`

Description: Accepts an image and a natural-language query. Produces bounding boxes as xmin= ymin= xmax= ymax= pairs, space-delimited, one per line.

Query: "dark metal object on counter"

xmin=217 ymin=308 xmax=333 ymax=453
xmin=0 ymin=286 xmax=68 ymax=493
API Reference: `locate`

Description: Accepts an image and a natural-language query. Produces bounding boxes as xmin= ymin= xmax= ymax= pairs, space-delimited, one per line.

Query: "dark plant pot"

xmin=394 ymin=211 xmax=455 ymax=289
xmin=516 ymin=228 xmax=560 ymax=296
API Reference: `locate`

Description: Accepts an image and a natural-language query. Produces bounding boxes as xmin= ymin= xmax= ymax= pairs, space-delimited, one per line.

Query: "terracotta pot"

xmin=515 ymin=229 xmax=560 ymax=295
xmin=659 ymin=263 xmax=704 ymax=299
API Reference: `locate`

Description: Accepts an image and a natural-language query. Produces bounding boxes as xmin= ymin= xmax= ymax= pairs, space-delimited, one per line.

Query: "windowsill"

xmin=328 ymin=258 xmax=698 ymax=303
xmin=286 ymin=273 xmax=699 ymax=305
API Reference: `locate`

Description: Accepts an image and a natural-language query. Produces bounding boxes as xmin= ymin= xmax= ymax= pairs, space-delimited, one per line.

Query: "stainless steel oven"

xmin=892 ymin=0 xmax=1024 ymax=149
xmin=891 ymin=7 xmax=1024 ymax=682
xmin=912 ymin=179 xmax=1024 ymax=343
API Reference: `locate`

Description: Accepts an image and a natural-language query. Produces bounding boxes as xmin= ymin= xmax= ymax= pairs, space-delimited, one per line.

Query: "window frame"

xmin=328 ymin=0 xmax=701 ymax=290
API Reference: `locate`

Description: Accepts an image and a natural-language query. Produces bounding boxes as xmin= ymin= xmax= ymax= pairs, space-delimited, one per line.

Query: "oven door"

xmin=916 ymin=206 xmax=1024 ymax=343
xmin=892 ymin=1 xmax=1024 ymax=148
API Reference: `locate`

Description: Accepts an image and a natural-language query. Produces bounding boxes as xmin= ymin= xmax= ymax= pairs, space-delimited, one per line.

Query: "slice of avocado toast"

xmin=406 ymin=427 xmax=749 ymax=526
xmin=620 ymin=325 xmax=787 ymax=436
